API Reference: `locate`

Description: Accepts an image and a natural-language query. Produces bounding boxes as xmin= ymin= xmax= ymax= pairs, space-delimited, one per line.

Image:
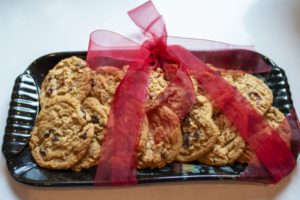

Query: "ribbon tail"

xmin=94 ymin=63 xmax=150 ymax=186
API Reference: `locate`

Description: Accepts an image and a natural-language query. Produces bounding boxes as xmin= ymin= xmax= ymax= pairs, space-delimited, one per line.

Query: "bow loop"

xmin=128 ymin=1 xmax=167 ymax=43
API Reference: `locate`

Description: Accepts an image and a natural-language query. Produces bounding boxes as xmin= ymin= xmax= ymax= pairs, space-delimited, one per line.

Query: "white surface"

xmin=1 ymin=0 xmax=300 ymax=199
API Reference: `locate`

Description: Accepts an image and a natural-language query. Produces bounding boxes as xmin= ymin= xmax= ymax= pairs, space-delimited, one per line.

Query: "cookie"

xmin=238 ymin=106 xmax=291 ymax=163
xmin=221 ymin=72 xmax=273 ymax=115
xmin=40 ymin=56 xmax=92 ymax=108
xmin=30 ymin=96 xmax=94 ymax=170
xmin=176 ymin=94 xmax=218 ymax=162
xmin=71 ymin=97 xmax=109 ymax=171
xmin=198 ymin=113 xmax=246 ymax=166
xmin=147 ymin=67 xmax=169 ymax=102
xmin=91 ymin=66 xmax=127 ymax=106
xmin=137 ymin=105 xmax=182 ymax=169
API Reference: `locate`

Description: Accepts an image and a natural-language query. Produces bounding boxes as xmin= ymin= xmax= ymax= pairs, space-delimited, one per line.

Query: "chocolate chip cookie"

xmin=176 ymin=94 xmax=218 ymax=162
xmin=72 ymin=97 xmax=109 ymax=171
xmin=30 ymin=96 xmax=94 ymax=170
xmin=198 ymin=113 xmax=246 ymax=166
xmin=40 ymin=56 xmax=92 ymax=108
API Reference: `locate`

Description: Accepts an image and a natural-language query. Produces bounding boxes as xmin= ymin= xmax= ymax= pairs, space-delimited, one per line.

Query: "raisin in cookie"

xmin=238 ymin=106 xmax=291 ymax=163
xmin=176 ymin=94 xmax=218 ymax=162
xmin=30 ymin=96 xmax=94 ymax=170
xmin=138 ymin=105 xmax=182 ymax=169
xmin=40 ymin=56 xmax=92 ymax=108
xmin=72 ymin=97 xmax=109 ymax=171
xmin=198 ymin=113 xmax=246 ymax=166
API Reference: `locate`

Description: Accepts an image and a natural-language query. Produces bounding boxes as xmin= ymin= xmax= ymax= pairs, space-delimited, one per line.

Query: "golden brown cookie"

xmin=91 ymin=66 xmax=127 ymax=106
xmin=137 ymin=105 xmax=182 ymax=169
xmin=40 ymin=56 xmax=92 ymax=108
xmin=30 ymin=96 xmax=94 ymax=170
xmin=198 ymin=113 xmax=246 ymax=166
xmin=72 ymin=97 xmax=109 ymax=171
xmin=147 ymin=67 xmax=169 ymax=102
xmin=176 ymin=94 xmax=218 ymax=162
xmin=221 ymin=72 xmax=273 ymax=115
xmin=238 ymin=106 xmax=291 ymax=163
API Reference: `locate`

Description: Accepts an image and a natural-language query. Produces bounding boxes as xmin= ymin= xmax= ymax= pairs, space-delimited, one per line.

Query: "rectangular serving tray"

xmin=2 ymin=51 xmax=295 ymax=186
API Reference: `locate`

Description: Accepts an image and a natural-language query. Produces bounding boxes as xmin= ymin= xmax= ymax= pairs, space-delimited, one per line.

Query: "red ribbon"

xmin=88 ymin=1 xmax=298 ymax=185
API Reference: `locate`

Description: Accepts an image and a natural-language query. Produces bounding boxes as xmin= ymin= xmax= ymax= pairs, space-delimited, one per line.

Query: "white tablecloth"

xmin=1 ymin=0 xmax=299 ymax=199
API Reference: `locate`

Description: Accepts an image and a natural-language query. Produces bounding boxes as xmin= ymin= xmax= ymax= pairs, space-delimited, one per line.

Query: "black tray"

xmin=2 ymin=51 xmax=295 ymax=186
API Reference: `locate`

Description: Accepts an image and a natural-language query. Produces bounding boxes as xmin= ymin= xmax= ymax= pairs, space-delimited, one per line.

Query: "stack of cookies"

xmin=30 ymin=57 xmax=111 ymax=171
xmin=29 ymin=56 xmax=290 ymax=171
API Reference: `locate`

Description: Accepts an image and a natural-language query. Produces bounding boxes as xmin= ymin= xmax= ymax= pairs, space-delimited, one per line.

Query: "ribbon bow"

xmin=87 ymin=1 xmax=297 ymax=186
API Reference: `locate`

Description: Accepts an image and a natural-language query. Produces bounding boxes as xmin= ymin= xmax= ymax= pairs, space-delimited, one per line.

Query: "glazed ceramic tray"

xmin=2 ymin=51 xmax=295 ymax=186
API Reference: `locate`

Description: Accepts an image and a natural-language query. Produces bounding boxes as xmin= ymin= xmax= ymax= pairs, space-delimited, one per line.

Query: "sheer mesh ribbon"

xmin=87 ymin=1 xmax=299 ymax=185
